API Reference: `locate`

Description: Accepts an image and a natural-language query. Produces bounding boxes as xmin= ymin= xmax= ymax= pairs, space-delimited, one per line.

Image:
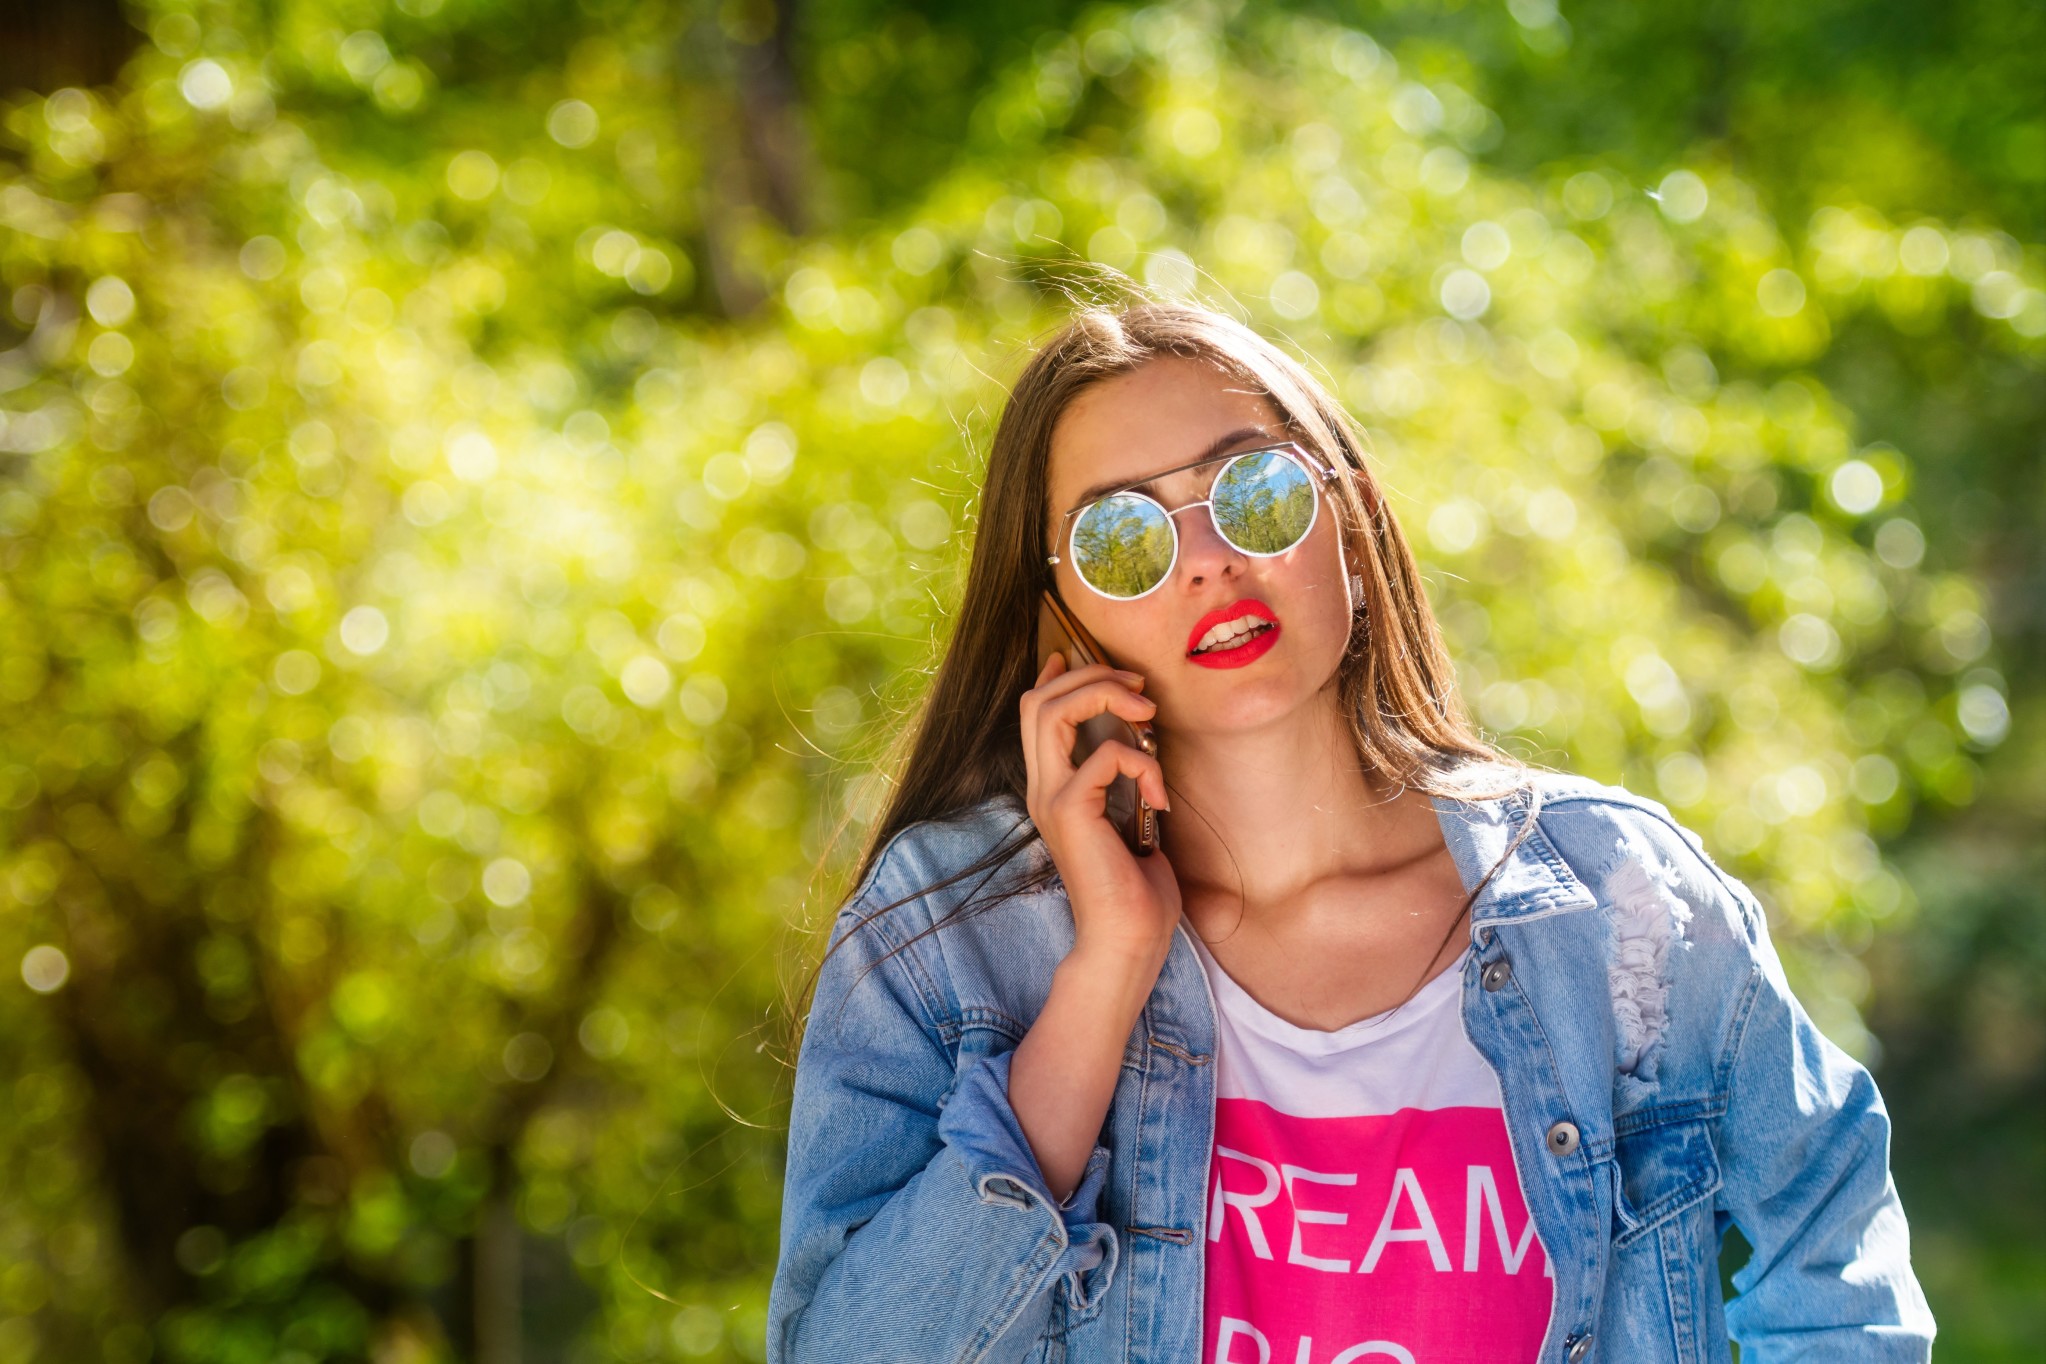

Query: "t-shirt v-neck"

xmin=1185 ymin=929 xmax=1554 ymax=1364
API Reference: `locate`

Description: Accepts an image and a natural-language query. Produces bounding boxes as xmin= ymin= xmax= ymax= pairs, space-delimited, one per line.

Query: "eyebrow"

xmin=1067 ymin=425 xmax=1277 ymax=510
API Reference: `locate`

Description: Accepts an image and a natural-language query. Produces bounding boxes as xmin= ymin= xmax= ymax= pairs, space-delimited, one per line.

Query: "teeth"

xmin=1193 ymin=614 xmax=1273 ymax=653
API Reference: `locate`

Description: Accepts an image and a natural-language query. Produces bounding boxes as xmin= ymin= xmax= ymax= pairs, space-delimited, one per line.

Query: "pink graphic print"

xmin=1203 ymin=1099 xmax=1552 ymax=1364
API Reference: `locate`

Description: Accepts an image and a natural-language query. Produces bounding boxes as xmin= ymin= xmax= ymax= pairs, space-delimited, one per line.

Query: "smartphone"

xmin=1035 ymin=589 xmax=1160 ymax=856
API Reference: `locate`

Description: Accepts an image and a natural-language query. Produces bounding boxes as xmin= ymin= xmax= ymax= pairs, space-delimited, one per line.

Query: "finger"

xmin=1023 ymin=656 xmax=1092 ymax=775
xmin=1022 ymin=661 xmax=1125 ymax=757
xmin=1021 ymin=654 xmax=1088 ymax=798
xmin=1020 ymin=657 xmax=1101 ymax=734
xmin=1039 ymin=678 xmax=1159 ymax=731
xmin=1028 ymin=660 xmax=1133 ymax=708
xmin=1033 ymin=680 xmax=1159 ymax=783
xmin=1062 ymin=739 xmax=1170 ymax=814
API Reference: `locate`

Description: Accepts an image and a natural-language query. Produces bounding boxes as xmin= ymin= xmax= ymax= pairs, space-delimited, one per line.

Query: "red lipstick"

xmin=1186 ymin=599 xmax=1281 ymax=669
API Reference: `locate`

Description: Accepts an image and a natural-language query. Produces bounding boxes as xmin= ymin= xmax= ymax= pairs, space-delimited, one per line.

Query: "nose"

xmin=1170 ymin=501 xmax=1243 ymax=589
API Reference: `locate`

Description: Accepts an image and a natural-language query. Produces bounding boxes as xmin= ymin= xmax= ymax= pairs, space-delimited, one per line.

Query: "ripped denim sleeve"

xmin=1597 ymin=832 xmax=1695 ymax=1082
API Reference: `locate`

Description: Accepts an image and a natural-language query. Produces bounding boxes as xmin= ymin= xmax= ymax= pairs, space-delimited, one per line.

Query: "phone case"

xmin=1035 ymin=590 xmax=1160 ymax=856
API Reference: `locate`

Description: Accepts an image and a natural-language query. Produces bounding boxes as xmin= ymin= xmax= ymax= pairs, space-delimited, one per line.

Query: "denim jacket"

xmin=767 ymin=765 xmax=1933 ymax=1363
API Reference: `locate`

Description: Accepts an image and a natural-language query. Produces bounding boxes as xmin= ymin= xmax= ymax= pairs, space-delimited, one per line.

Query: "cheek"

xmin=1075 ymin=594 xmax=1182 ymax=673
xmin=1126 ymin=606 xmax=1197 ymax=670
xmin=1282 ymin=526 xmax=1353 ymax=643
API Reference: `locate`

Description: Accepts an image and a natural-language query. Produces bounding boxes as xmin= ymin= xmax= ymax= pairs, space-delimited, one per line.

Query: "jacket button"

xmin=1567 ymin=1332 xmax=1593 ymax=1361
xmin=1545 ymin=1121 xmax=1580 ymax=1157
xmin=1481 ymin=958 xmax=1512 ymax=991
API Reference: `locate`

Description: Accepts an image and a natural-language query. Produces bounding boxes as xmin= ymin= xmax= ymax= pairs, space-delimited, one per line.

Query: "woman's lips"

xmin=1189 ymin=626 xmax=1280 ymax=668
xmin=1186 ymin=599 xmax=1281 ymax=670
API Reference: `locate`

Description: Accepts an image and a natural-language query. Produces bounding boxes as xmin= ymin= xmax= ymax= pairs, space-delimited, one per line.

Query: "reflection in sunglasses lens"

xmin=1214 ymin=452 xmax=1316 ymax=554
xmin=1073 ymin=493 xmax=1176 ymax=598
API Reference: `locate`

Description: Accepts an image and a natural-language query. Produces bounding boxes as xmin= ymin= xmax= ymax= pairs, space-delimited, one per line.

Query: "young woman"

xmin=766 ymin=303 xmax=1932 ymax=1364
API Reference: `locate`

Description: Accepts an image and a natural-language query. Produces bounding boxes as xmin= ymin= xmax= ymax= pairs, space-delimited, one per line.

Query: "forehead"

xmin=1046 ymin=356 xmax=1284 ymax=509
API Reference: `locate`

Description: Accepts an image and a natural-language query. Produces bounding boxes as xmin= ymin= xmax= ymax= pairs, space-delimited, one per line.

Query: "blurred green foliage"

xmin=0 ymin=1 xmax=2039 ymax=1361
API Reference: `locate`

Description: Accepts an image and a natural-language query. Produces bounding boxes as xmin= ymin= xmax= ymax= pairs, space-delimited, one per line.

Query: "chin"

xmin=1165 ymin=670 xmax=1323 ymax=735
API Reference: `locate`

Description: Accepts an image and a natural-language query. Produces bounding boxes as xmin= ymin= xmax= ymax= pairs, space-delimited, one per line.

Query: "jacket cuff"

xmin=935 ymin=1048 xmax=1121 ymax=1310
xmin=934 ymin=1048 xmax=1099 ymax=1220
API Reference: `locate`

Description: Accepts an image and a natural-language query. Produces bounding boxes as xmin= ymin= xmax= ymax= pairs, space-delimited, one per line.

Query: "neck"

xmin=1155 ymin=685 xmax=1430 ymax=909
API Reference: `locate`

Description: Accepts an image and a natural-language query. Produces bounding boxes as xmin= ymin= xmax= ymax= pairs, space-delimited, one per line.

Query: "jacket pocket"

xmin=1608 ymin=1108 xmax=1722 ymax=1249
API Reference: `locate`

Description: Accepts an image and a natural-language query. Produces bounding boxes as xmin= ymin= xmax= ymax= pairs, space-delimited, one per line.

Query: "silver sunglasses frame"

xmin=1046 ymin=441 xmax=1341 ymax=602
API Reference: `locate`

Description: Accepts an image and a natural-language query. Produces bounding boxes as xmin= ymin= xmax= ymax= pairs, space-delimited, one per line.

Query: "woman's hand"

xmin=1020 ymin=651 xmax=1182 ymax=970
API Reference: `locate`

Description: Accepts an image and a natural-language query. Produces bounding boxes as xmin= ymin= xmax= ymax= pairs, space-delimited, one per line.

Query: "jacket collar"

xmin=1430 ymin=774 xmax=1600 ymax=930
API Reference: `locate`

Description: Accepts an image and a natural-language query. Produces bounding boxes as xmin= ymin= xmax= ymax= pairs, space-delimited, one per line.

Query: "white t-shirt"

xmin=1188 ymin=930 xmax=1553 ymax=1364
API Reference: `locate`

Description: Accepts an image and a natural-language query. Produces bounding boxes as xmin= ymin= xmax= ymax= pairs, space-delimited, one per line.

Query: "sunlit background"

xmin=0 ymin=1 xmax=2039 ymax=1360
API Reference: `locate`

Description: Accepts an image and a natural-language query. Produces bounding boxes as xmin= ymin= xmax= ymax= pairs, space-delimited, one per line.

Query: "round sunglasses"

xmin=1047 ymin=442 xmax=1340 ymax=601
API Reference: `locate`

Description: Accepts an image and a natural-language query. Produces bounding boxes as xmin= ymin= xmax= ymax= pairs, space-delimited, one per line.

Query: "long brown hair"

xmin=791 ymin=299 xmax=1549 ymax=1038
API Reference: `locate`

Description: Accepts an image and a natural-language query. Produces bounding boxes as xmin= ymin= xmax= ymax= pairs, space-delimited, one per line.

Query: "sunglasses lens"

xmin=1071 ymin=493 xmax=1176 ymax=599
xmin=1213 ymin=451 xmax=1317 ymax=554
